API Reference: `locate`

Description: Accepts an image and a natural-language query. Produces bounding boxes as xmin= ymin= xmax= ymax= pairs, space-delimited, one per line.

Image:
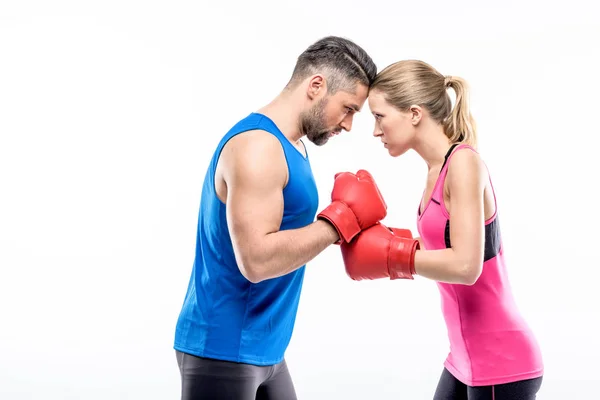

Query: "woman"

xmin=340 ymin=60 xmax=544 ymax=399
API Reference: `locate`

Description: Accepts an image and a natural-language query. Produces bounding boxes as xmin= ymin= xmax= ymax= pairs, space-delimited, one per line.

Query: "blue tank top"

xmin=174 ymin=113 xmax=319 ymax=366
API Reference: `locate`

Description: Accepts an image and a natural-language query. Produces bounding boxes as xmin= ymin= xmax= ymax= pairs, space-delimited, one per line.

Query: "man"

xmin=174 ymin=36 xmax=385 ymax=400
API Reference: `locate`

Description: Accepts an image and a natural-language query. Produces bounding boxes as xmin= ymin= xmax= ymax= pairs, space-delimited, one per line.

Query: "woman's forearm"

xmin=413 ymin=248 xmax=481 ymax=285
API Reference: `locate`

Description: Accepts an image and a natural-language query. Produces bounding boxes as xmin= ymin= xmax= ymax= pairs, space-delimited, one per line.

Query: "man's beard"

xmin=299 ymin=97 xmax=339 ymax=146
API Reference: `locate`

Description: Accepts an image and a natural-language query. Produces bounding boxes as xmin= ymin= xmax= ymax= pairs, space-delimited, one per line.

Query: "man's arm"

xmin=221 ymin=130 xmax=339 ymax=284
xmin=413 ymin=149 xmax=486 ymax=285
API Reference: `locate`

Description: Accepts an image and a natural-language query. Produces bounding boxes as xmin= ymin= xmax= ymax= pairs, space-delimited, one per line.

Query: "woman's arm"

xmin=413 ymin=149 xmax=486 ymax=285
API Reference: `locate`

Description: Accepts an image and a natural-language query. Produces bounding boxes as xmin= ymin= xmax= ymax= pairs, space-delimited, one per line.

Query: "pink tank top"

xmin=416 ymin=144 xmax=544 ymax=386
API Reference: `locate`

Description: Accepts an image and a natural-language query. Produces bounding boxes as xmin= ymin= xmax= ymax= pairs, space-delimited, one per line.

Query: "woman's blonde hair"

xmin=371 ymin=60 xmax=477 ymax=147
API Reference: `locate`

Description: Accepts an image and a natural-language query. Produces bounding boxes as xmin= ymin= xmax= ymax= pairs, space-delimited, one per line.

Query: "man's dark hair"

xmin=287 ymin=36 xmax=377 ymax=94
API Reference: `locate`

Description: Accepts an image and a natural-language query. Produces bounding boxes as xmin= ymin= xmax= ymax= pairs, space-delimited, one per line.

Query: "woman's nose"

xmin=373 ymin=125 xmax=383 ymax=137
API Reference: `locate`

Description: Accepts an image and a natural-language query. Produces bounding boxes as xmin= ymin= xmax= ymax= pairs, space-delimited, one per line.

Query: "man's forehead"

xmin=337 ymin=87 xmax=368 ymax=110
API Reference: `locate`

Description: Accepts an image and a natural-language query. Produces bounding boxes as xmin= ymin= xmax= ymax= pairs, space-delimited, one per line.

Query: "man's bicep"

xmin=222 ymin=133 xmax=287 ymax=265
xmin=226 ymin=171 xmax=284 ymax=248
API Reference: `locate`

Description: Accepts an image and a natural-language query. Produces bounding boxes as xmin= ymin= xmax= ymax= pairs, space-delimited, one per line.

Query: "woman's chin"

xmin=387 ymin=145 xmax=409 ymax=158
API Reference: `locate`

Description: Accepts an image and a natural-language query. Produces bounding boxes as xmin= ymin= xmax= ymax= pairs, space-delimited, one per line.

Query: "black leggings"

xmin=433 ymin=368 xmax=543 ymax=400
xmin=176 ymin=350 xmax=297 ymax=400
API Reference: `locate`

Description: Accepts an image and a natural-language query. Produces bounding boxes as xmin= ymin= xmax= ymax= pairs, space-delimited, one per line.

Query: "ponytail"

xmin=443 ymin=76 xmax=477 ymax=148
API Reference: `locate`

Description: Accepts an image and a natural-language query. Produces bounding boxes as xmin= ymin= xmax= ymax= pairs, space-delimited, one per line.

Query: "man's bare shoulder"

xmin=222 ymin=129 xmax=283 ymax=157
xmin=220 ymin=129 xmax=288 ymax=188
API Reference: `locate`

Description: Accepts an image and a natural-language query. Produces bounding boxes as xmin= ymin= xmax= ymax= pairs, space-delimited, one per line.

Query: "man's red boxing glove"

xmin=317 ymin=170 xmax=387 ymax=243
xmin=340 ymin=222 xmax=420 ymax=281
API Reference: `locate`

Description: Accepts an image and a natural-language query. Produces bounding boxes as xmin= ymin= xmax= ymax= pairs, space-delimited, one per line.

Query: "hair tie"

xmin=444 ymin=75 xmax=452 ymax=88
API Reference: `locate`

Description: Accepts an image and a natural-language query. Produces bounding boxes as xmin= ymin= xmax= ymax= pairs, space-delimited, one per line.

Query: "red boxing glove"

xmin=317 ymin=170 xmax=387 ymax=243
xmin=341 ymin=222 xmax=420 ymax=281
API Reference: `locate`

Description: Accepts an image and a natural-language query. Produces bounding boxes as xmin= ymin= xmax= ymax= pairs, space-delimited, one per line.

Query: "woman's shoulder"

xmin=445 ymin=144 xmax=487 ymax=189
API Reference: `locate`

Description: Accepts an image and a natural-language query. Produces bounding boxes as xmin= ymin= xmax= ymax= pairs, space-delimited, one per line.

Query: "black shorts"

xmin=433 ymin=368 xmax=543 ymax=400
xmin=175 ymin=350 xmax=297 ymax=400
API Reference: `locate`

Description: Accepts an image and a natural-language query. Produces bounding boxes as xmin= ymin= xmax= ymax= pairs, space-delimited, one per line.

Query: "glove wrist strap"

xmin=388 ymin=236 xmax=417 ymax=280
xmin=317 ymin=201 xmax=360 ymax=243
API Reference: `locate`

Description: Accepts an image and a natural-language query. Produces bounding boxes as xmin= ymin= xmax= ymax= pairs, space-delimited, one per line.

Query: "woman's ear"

xmin=410 ymin=105 xmax=423 ymax=125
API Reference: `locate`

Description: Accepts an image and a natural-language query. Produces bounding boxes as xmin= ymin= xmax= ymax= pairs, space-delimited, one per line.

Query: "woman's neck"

xmin=412 ymin=123 xmax=453 ymax=170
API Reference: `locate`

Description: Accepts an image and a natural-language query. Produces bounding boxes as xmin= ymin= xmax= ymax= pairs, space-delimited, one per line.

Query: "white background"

xmin=1 ymin=1 xmax=598 ymax=399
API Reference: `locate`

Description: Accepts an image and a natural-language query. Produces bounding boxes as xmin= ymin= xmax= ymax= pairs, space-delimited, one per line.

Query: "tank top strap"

xmin=211 ymin=113 xmax=308 ymax=175
xmin=431 ymin=143 xmax=478 ymax=202
xmin=217 ymin=113 xmax=279 ymax=147
xmin=230 ymin=113 xmax=308 ymax=160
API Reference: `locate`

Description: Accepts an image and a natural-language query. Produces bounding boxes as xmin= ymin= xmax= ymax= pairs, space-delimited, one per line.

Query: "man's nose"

xmin=340 ymin=114 xmax=353 ymax=132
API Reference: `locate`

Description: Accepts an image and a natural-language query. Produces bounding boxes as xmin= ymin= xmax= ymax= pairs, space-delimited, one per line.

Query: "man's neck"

xmin=257 ymin=91 xmax=305 ymax=144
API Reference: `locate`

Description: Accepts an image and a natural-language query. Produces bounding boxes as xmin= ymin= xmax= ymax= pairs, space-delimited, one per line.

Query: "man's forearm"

xmin=247 ymin=220 xmax=339 ymax=282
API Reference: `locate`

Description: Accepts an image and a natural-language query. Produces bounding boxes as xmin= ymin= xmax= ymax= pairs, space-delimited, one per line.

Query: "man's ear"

xmin=409 ymin=105 xmax=423 ymax=125
xmin=307 ymin=74 xmax=326 ymax=100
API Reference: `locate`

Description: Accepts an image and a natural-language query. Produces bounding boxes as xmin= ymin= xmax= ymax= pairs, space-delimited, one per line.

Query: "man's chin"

xmin=307 ymin=132 xmax=331 ymax=146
